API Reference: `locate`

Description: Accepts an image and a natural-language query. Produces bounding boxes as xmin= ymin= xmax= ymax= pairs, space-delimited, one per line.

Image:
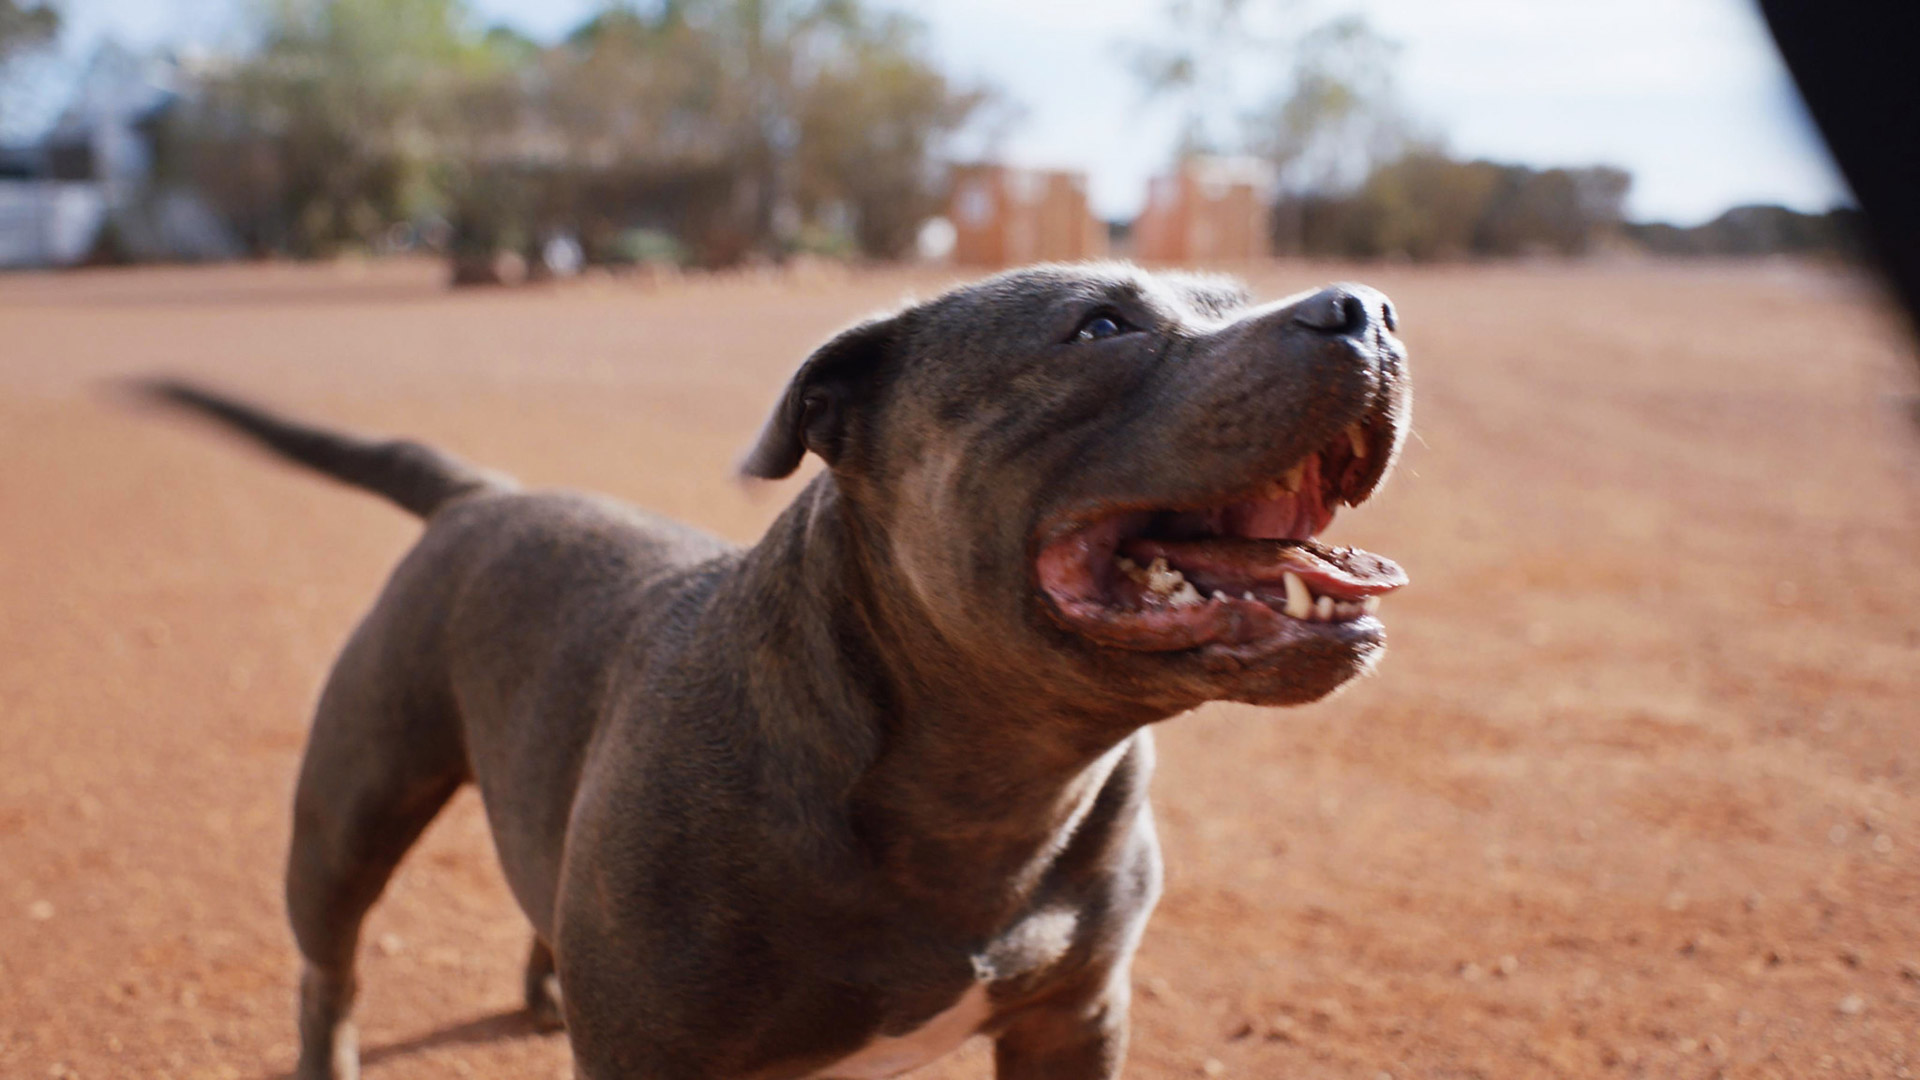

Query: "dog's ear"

xmin=739 ymin=315 xmax=899 ymax=480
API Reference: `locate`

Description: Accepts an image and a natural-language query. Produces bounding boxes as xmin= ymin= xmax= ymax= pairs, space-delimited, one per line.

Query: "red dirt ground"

xmin=2 ymin=258 xmax=1918 ymax=1080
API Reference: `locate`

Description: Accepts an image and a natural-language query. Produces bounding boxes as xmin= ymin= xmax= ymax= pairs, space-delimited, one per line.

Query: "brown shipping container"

xmin=1133 ymin=157 xmax=1274 ymax=265
xmin=949 ymin=164 xmax=1108 ymax=267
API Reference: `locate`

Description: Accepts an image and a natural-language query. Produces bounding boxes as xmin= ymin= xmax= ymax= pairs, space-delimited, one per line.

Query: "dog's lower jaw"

xmin=1207 ymin=635 xmax=1385 ymax=708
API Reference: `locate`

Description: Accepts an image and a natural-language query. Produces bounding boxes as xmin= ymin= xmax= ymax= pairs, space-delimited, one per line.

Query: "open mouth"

xmin=1035 ymin=418 xmax=1407 ymax=653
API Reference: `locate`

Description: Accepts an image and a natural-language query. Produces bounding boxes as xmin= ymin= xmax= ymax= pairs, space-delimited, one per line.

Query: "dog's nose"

xmin=1290 ymin=285 xmax=1397 ymax=336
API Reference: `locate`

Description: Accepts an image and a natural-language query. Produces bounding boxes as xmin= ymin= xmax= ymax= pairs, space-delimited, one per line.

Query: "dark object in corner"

xmin=1759 ymin=0 xmax=1920 ymax=337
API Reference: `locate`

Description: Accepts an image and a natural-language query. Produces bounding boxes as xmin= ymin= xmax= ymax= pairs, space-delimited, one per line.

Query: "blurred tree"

xmin=204 ymin=0 xmax=511 ymax=255
xmin=793 ymin=10 xmax=987 ymax=258
xmin=1276 ymin=155 xmax=1633 ymax=260
xmin=1130 ymin=2 xmax=1634 ymax=263
xmin=489 ymin=0 xmax=985 ymax=264
xmin=527 ymin=1 xmax=762 ymax=265
xmin=170 ymin=0 xmax=988 ymax=272
xmin=0 ymin=0 xmax=56 ymax=62
xmin=1130 ymin=0 xmax=1284 ymax=156
xmin=1473 ymin=163 xmax=1630 ymax=256
xmin=1346 ymin=152 xmax=1502 ymax=259
xmin=0 ymin=0 xmax=59 ymax=131
xmin=1624 ymin=204 xmax=1863 ymax=259
xmin=1130 ymin=1 xmax=1413 ymax=178
xmin=1248 ymin=15 xmax=1417 ymax=196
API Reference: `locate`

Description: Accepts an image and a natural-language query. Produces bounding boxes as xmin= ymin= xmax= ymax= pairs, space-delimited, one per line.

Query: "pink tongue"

xmin=1119 ymin=538 xmax=1407 ymax=599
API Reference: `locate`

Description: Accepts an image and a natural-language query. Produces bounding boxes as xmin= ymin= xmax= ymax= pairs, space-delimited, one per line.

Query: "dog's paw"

xmin=293 ymin=1019 xmax=359 ymax=1080
xmin=527 ymin=971 xmax=566 ymax=1032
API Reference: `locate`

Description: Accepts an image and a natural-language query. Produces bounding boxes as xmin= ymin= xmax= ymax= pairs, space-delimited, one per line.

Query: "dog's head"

xmin=744 ymin=264 xmax=1410 ymax=716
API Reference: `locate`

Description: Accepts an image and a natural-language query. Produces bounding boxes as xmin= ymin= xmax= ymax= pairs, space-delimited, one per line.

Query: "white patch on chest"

xmin=812 ymin=983 xmax=992 ymax=1079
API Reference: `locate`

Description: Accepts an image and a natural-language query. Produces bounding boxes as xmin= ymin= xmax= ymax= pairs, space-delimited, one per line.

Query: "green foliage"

xmin=178 ymin=0 xmax=983 ymax=266
xmin=193 ymin=0 xmax=512 ymax=254
xmin=794 ymin=11 xmax=987 ymax=257
xmin=1276 ymin=153 xmax=1634 ymax=260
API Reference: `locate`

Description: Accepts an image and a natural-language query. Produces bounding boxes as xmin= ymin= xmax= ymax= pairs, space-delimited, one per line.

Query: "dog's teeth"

xmin=1143 ymin=557 xmax=1192 ymax=599
xmin=1348 ymin=423 xmax=1369 ymax=458
xmin=1282 ymin=572 xmax=1312 ymax=619
xmin=1315 ymin=595 xmax=1334 ymax=621
xmin=1168 ymin=581 xmax=1204 ymax=607
xmin=1361 ymin=596 xmax=1381 ymax=615
xmin=1242 ymin=591 xmax=1256 ymax=602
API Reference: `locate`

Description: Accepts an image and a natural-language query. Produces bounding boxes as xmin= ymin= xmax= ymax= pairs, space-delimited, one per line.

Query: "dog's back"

xmin=389 ymin=489 xmax=733 ymax=929
xmin=138 ymin=384 xmax=743 ymax=1075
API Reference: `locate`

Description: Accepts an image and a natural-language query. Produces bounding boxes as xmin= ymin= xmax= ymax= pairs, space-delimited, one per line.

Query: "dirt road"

xmin=2 ymin=258 xmax=1917 ymax=1079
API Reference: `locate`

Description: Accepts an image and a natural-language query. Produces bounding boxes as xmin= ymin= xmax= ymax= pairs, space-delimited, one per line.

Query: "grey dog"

xmin=140 ymin=264 xmax=1410 ymax=1080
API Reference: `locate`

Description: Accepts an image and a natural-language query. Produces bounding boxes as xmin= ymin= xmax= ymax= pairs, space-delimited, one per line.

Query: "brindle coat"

xmin=137 ymin=263 xmax=1408 ymax=1080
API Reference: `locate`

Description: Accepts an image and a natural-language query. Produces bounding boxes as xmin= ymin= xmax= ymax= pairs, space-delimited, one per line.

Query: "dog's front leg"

xmin=991 ymin=978 xmax=1131 ymax=1080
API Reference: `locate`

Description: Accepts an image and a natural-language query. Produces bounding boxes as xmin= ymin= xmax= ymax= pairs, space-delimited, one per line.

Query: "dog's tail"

xmin=131 ymin=378 xmax=512 ymax=518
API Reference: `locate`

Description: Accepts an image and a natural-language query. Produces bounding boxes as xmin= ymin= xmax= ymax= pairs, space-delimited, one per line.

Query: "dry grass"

xmin=1 ymin=257 xmax=1916 ymax=1079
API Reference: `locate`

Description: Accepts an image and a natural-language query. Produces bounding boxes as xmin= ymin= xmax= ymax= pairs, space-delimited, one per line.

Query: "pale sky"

xmin=19 ymin=0 xmax=1851 ymax=226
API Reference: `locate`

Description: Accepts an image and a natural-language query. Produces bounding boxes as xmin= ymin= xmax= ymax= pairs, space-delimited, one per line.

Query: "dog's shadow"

xmin=256 ymin=1009 xmax=561 ymax=1078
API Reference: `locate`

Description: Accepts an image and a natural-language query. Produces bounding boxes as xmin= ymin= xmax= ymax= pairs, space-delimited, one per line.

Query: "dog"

xmin=140 ymin=263 xmax=1410 ymax=1080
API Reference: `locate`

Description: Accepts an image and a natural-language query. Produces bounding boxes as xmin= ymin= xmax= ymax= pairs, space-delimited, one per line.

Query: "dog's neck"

xmin=730 ymin=475 xmax=1153 ymax=931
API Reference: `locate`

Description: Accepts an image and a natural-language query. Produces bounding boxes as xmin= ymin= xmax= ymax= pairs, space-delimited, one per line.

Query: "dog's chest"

xmin=811 ymin=982 xmax=992 ymax=1079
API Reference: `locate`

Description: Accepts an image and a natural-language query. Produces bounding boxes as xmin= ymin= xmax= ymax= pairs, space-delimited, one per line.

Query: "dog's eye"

xmin=1073 ymin=313 xmax=1130 ymax=343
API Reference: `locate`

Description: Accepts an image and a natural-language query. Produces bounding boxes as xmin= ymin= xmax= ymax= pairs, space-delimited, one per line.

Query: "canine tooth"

xmin=1282 ymin=572 xmax=1312 ymax=619
xmin=1144 ymin=557 xmax=1189 ymax=597
xmin=1348 ymin=423 xmax=1369 ymax=458
xmin=1315 ymin=595 xmax=1334 ymax=621
xmin=1361 ymin=596 xmax=1381 ymax=615
xmin=1168 ymin=580 xmax=1204 ymax=607
xmin=1242 ymin=591 xmax=1256 ymax=602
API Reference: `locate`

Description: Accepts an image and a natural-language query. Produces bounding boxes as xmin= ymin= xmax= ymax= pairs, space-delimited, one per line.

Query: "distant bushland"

xmin=1267 ymin=150 xmax=1859 ymax=263
xmin=1623 ymin=204 xmax=1864 ymax=259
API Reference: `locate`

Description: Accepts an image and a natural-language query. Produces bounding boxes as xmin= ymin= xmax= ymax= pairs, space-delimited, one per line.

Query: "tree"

xmin=1472 ymin=163 xmax=1630 ymax=256
xmin=793 ymin=11 xmax=987 ymax=257
xmin=204 ymin=0 xmax=509 ymax=255
xmin=1129 ymin=0 xmax=1294 ymax=156
xmin=177 ymin=0 xmax=989 ymax=270
xmin=0 ymin=0 xmax=56 ymax=62
xmin=1274 ymin=154 xmax=1633 ymax=260
xmin=501 ymin=0 xmax=986 ymax=263
xmin=0 ymin=0 xmax=59 ymax=131
xmin=1130 ymin=1 xmax=1414 ymax=182
xmin=1249 ymin=15 xmax=1418 ymax=196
